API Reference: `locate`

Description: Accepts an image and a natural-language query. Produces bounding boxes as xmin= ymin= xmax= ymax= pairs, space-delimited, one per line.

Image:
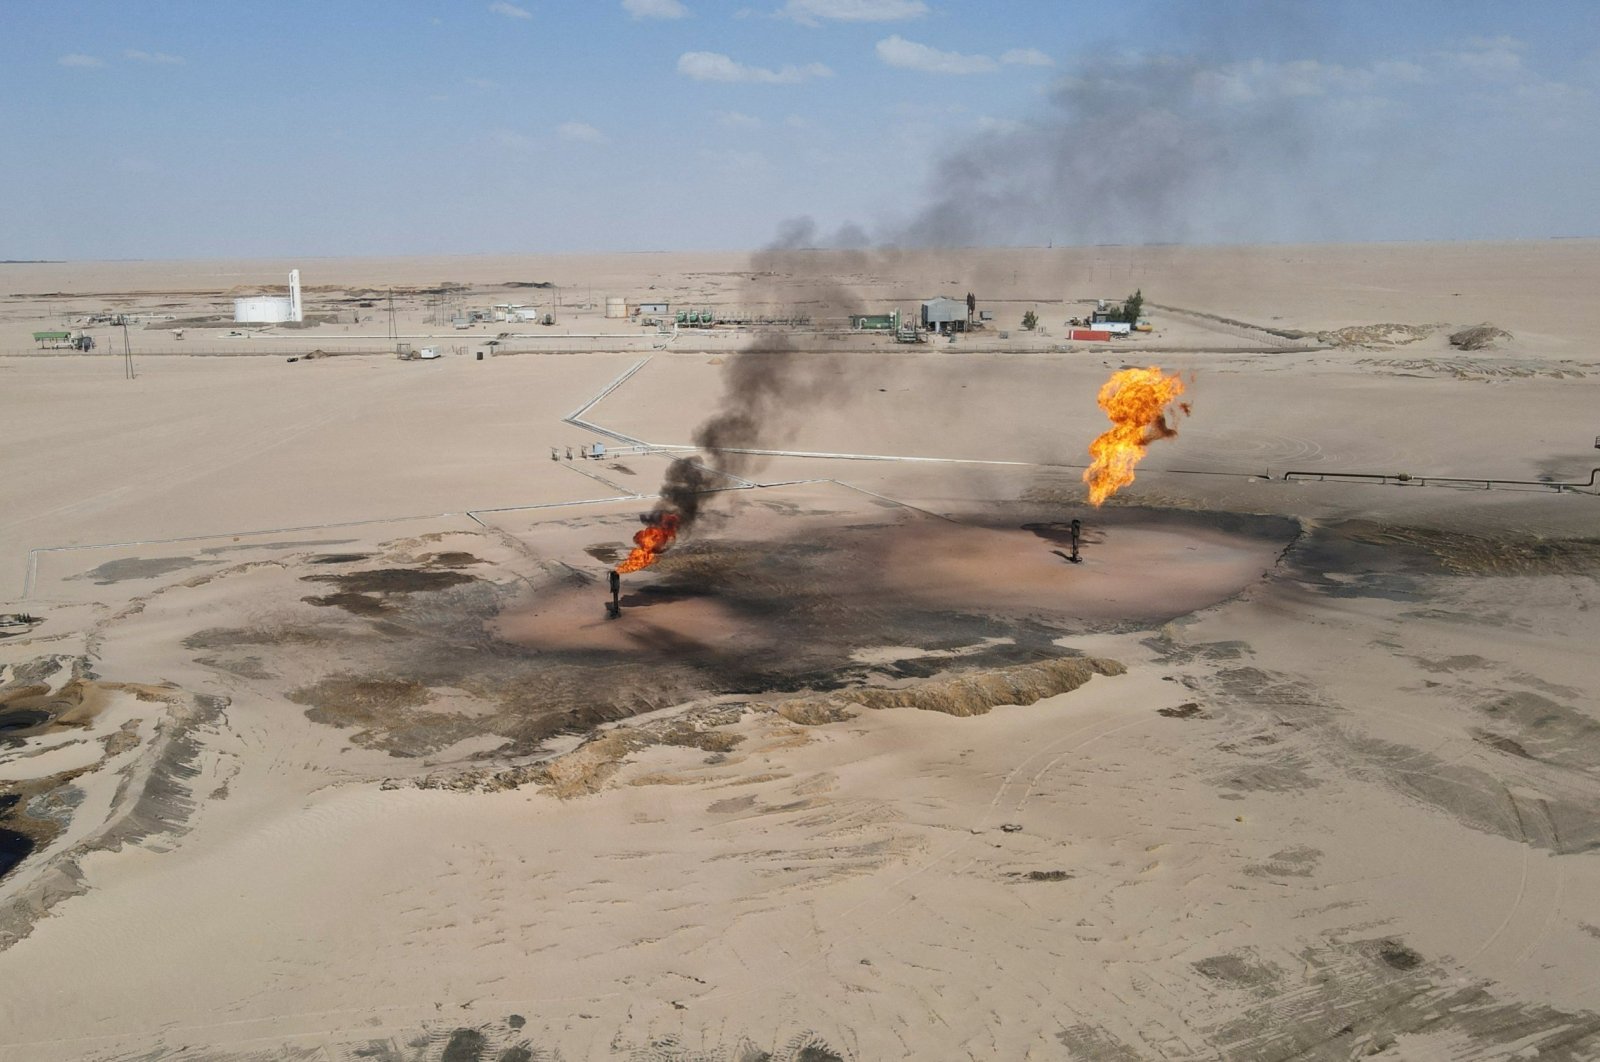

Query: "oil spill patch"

xmin=585 ymin=544 xmax=624 ymax=564
xmin=1193 ymin=951 xmax=1283 ymax=991
xmin=424 ymin=551 xmax=484 ymax=568
xmin=301 ymin=568 xmax=477 ymax=594
xmin=302 ymin=591 xmax=391 ymax=615
xmin=70 ymin=556 xmax=199 ymax=585
xmin=1301 ymin=520 xmax=1600 ymax=584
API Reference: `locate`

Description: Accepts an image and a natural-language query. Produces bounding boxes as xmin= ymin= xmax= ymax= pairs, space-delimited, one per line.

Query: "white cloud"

xmin=716 ymin=110 xmax=763 ymax=128
xmin=465 ymin=76 xmax=496 ymax=89
xmin=875 ymin=36 xmax=996 ymax=75
xmin=1000 ymin=48 xmax=1052 ymax=68
xmin=557 ymin=121 xmax=609 ymax=144
xmin=1448 ymin=37 xmax=1524 ymax=77
xmin=623 ymin=0 xmax=688 ymax=18
xmin=489 ymin=2 xmax=532 ymax=20
xmin=677 ymin=51 xmax=832 ymax=83
xmin=781 ymin=0 xmax=926 ymax=24
xmin=1371 ymin=59 xmax=1427 ymax=84
xmin=58 ymin=53 xmax=103 ymax=68
xmin=124 ymin=49 xmax=183 ymax=65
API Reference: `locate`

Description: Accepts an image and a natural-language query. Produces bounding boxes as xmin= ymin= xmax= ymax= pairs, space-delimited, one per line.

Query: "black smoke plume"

xmin=645 ymin=221 xmax=873 ymax=533
xmin=646 ymin=3 xmax=1341 ymax=535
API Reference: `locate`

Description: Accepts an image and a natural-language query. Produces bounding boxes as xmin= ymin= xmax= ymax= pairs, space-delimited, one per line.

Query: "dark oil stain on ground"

xmin=300 ymin=568 xmax=479 ymax=616
xmin=72 ymin=556 xmax=199 ymax=585
xmin=1377 ymin=939 xmax=1424 ymax=970
xmin=440 ymin=1028 xmax=485 ymax=1062
xmin=0 ymin=829 xmax=33 ymax=879
xmin=301 ymin=591 xmax=391 ymax=615
xmin=1291 ymin=519 xmax=1600 ymax=599
xmin=205 ymin=506 xmax=1304 ymax=759
xmin=425 ymin=552 xmax=484 ymax=568
xmin=303 ymin=569 xmax=477 ymax=594
xmin=0 ymin=708 xmax=53 ymax=733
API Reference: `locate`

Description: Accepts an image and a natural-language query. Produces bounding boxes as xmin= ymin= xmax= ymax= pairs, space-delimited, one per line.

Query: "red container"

xmin=1071 ymin=329 xmax=1112 ymax=341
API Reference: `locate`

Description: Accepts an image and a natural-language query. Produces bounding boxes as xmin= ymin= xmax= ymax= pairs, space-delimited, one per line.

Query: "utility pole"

xmin=121 ymin=321 xmax=134 ymax=380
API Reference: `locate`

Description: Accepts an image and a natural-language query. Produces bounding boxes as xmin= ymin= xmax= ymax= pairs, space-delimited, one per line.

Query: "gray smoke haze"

xmin=898 ymin=52 xmax=1317 ymax=248
xmin=645 ymin=5 xmax=1343 ymax=536
xmin=888 ymin=1 xmax=1360 ymax=248
xmin=650 ymin=220 xmax=871 ymax=531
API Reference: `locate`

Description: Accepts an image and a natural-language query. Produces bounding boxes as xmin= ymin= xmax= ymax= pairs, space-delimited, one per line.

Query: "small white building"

xmin=491 ymin=303 xmax=542 ymax=323
xmin=636 ymin=301 xmax=669 ymax=316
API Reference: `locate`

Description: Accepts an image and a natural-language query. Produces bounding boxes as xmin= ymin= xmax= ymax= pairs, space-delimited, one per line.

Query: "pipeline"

xmin=1280 ymin=468 xmax=1600 ymax=494
xmin=563 ymin=357 xmax=655 ymax=447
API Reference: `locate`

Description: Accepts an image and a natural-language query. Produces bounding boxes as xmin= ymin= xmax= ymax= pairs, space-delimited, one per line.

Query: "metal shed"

xmin=920 ymin=297 xmax=968 ymax=333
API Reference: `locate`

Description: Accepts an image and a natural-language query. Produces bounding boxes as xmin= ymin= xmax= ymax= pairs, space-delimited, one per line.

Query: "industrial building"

xmin=234 ymin=270 xmax=304 ymax=324
xmin=920 ymin=296 xmax=970 ymax=333
xmin=490 ymin=304 xmax=542 ymax=323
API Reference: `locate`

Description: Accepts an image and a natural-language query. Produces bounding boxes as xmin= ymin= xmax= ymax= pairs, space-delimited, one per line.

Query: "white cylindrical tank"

xmin=234 ymin=296 xmax=294 ymax=323
xmin=605 ymin=297 xmax=627 ymax=319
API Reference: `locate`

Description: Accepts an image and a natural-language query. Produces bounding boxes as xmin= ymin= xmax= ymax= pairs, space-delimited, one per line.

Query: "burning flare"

xmin=1083 ymin=367 xmax=1190 ymax=506
xmin=615 ymin=511 xmax=680 ymax=574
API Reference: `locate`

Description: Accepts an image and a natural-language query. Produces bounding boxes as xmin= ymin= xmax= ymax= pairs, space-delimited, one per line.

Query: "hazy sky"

xmin=4 ymin=0 xmax=1598 ymax=259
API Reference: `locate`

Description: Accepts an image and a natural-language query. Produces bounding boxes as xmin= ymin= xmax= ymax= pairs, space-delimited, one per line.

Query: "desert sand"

xmin=2 ymin=241 xmax=1599 ymax=1060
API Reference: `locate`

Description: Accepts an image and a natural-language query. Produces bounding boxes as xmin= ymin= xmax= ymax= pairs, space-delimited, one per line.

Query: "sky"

xmin=2 ymin=0 xmax=1598 ymax=259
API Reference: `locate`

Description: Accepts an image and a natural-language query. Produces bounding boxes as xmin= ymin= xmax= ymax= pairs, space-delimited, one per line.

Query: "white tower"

xmin=289 ymin=269 xmax=303 ymax=322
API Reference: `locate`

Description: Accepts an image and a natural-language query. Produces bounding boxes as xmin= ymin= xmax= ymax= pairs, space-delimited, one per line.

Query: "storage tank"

xmin=233 ymin=296 xmax=294 ymax=323
xmin=605 ymin=297 xmax=627 ymax=319
xmin=234 ymin=270 xmax=305 ymax=323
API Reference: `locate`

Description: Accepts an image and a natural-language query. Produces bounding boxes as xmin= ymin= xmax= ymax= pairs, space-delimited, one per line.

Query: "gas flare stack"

xmin=605 ymin=570 xmax=621 ymax=620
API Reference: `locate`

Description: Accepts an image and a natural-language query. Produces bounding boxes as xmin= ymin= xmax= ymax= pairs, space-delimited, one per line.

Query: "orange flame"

xmin=1083 ymin=367 xmax=1190 ymax=506
xmin=615 ymin=512 xmax=681 ymax=574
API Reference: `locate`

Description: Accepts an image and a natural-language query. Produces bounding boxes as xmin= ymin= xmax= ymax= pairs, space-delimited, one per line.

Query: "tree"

xmin=1121 ymin=288 xmax=1144 ymax=324
xmin=1021 ymin=309 xmax=1038 ymax=330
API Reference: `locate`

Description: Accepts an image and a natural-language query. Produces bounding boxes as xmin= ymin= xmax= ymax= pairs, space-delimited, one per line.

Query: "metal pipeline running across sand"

xmin=1281 ymin=467 xmax=1600 ymax=494
xmin=23 ymin=362 xmax=1597 ymax=598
